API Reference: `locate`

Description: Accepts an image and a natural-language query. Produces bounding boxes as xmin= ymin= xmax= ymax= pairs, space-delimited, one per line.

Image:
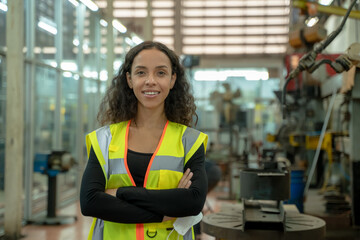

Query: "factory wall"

xmin=0 ymin=0 xmax=136 ymax=229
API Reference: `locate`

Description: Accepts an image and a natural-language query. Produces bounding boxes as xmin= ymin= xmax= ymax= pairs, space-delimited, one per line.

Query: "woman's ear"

xmin=170 ymin=73 xmax=176 ymax=89
xmin=126 ymin=72 xmax=133 ymax=89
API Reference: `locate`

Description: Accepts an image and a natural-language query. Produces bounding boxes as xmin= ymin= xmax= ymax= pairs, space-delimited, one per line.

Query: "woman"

xmin=80 ymin=41 xmax=208 ymax=240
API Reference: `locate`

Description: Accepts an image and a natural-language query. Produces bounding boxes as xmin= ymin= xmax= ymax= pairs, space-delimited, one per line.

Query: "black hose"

xmin=308 ymin=59 xmax=333 ymax=73
xmin=314 ymin=0 xmax=359 ymax=54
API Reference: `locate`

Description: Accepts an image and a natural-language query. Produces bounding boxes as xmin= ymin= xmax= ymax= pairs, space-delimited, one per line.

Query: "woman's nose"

xmin=145 ymin=74 xmax=156 ymax=85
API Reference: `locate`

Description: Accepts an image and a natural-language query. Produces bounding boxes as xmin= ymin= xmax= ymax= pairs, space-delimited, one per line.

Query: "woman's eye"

xmin=136 ymin=71 xmax=145 ymax=76
xmin=158 ymin=71 xmax=166 ymax=76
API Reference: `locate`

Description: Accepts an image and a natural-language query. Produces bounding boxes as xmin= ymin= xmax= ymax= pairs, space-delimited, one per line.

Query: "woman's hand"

xmin=162 ymin=169 xmax=193 ymax=222
xmin=105 ymin=188 xmax=117 ymax=197
xmin=162 ymin=216 xmax=174 ymax=222
xmin=177 ymin=168 xmax=193 ymax=189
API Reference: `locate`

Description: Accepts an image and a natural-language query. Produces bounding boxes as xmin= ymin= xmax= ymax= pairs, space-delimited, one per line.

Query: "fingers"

xmin=178 ymin=168 xmax=193 ymax=189
xmin=184 ymin=179 xmax=192 ymax=189
xmin=105 ymin=188 xmax=117 ymax=197
xmin=163 ymin=216 xmax=175 ymax=222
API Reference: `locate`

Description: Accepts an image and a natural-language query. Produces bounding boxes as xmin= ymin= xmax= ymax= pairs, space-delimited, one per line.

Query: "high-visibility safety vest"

xmin=85 ymin=120 xmax=208 ymax=240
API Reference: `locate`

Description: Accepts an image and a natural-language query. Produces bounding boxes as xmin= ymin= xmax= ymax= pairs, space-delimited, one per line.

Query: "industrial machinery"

xmin=280 ymin=0 xmax=360 ymax=227
xmin=32 ymin=150 xmax=77 ymax=225
xmin=201 ymin=160 xmax=326 ymax=239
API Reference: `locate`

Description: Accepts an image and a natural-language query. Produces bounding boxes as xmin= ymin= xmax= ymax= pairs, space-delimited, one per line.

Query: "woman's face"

xmin=126 ymin=48 xmax=176 ymax=112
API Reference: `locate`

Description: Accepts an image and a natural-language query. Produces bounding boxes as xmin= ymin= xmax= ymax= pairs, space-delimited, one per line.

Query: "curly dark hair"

xmin=97 ymin=41 xmax=197 ymax=127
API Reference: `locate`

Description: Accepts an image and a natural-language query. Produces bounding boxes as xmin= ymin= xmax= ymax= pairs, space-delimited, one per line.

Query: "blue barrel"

xmin=286 ymin=170 xmax=305 ymax=213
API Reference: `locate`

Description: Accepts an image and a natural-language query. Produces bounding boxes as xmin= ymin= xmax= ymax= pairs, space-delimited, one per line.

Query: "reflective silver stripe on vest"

xmin=109 ymin=156 xmax=184 ymax=174
xmin=150 ymin=155 xmax=184 ymax=172
xmin=96 ymin=125 xmax=112 ymax=179
xmin=183 ymin=228 xmax=193 ymax=240
xmin=109 ymin=158 xmax=127 ymax=174
xmin=91 ymin=219 xmax=104 ymax=240
xmin=182 ymin=128 xmax=200 ymax=156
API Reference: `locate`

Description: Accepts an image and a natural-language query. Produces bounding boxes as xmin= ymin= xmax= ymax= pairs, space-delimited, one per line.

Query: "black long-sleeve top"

xmin=80 ymin=144 xmax=207 ymax=224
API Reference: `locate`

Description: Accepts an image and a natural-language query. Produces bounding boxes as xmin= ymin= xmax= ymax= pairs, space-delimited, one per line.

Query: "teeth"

xmin=144 ymin=92 xmax=159 ymax=95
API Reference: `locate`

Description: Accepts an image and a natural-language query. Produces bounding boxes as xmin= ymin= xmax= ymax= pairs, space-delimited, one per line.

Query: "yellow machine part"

xmin=293 ymin=0 xmax=360 ymax=19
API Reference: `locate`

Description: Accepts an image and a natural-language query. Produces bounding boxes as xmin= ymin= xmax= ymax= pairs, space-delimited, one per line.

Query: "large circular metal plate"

xmin=201 ymin=204 xmax=326 ymax=240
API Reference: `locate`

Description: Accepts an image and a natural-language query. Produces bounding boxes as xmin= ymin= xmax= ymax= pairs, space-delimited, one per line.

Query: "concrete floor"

xmin=17 ymin=181 xmax=360 ymax=240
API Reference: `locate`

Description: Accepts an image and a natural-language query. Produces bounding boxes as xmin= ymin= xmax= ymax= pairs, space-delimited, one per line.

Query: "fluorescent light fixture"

xmin=34 ymin=47 xmax=41 ymax=54
xmin=50 ymin=61 xmax=58 ymax=68
xmin=194 ymin=71 xmax=227 ymax=81
xmin=61 ymin=62 xmax=78 ymax=71
xmin=43 ymin=47 xmax=57 ymax=54
xmin=194 ymin=69 xmax=269 ymax=81
xmin=83 ymin=71 xmax=98 ymax=79
xmin=224 ymin=70 xmax=269 ymax=81
xmin=113 ymin=60 xmax=123 ymax=71
xmin=63 ymin=72 xmax=73 ymax=78
xmin=100 ymin=19 xmax=108 ymax=27
xmin=132 ymin=36 xmax=143 ymax=45
xmin=125 ymin=37 xmax=134 ymax=46
xmin=0 ymin=2 xmax=7 ymax=12
xmin=83 ymin=43 xmax=89 ymax=51
xmin=68 ymin=0 xmax=79 ymax=7
xmin=305 ymin=16 xmax=319 ymax=27
xmin=38 ymin=20 xmax=57 ymax=35
xmin=242 ymin=70 xmax=269 ymax=81
xmin=318 ymin=0 xmax=333 ymax=5
xmin=79 ymin=0 xmax=98 ymax=11
xmin=73 ymin=38 xmax=80 ymax=46
xmin=85 ymin=86 xmax=98 ymax=93
xmin=112 ymin=19 xmax=127 ymax=33
xmin=100 ymin=70 xmax=108 ymax=81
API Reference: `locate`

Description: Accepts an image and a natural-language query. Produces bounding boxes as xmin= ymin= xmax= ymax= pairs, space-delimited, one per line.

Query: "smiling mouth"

xmin=143 ymin=91 xmax=160 ymax=96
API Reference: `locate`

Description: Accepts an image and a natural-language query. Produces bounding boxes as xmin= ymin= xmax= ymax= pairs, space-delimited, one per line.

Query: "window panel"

xmin=63 ymin=1 xmax=78 ymax=72
xmin=244 ymin=46 xmax=265 ymax=54
xmin=153 ymin=18 xmax=174 ymax=26
xmin=114 ymin=46 xmax=124 ymax=55
xmin=153 ymin=37 xmax=174 ymax=45
xmin=153 ymin=28 xmax=174 ymax=35
xmin=204 ymin=46 xmax=224 ymax=54
xmin=35 ymin=0 xmax=56 ymax=62
xmin=266 ymin=36 xmax=288 ymax=43
xmin=183 ymin=37 xmax=203 ymax=44
xmin=183 ymin=0 xmax=289 ymax=7
xmin=32 ymin=66 xmax=58 ymax=215
xmin=83 ymin=8 xmax=97 ymax=76
xmin=94 ymin=1 xmax=106 ymax=8
xmin=113 ymin=9 xmax=147 ymax=18
xmin=265 ymin=45 xmax=287 ymax=53
xmin=152 ymin=1 xmax=174 ymax=8
xmin=183 ymin=46 xmax=203 ymax=54
xmin=224 ymin=46 xmax=246 ymax=54
xmin=152 ymin=9 xmax=174 ymax=17
xmin=96 ymin=0 xmax=290 ymax=56
xmin=0 ymin=56 xmax=6 ymax=202
xmin=113 ymin=1 xmax=147 ymax=8
xmin=0 ymin=2 xmax=5 ymax=51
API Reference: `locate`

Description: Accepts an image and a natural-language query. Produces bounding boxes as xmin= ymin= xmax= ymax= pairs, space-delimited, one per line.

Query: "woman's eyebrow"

xmin=134 ymin=65 xmax=168 ymax=69
xmin=134 ymin=65 xmax=147 ymax=69
xmin=155 ymin=65 xmax=169 ymax=69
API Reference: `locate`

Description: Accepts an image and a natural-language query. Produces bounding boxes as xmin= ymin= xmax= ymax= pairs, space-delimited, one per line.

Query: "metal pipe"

xmin=304 ymin=87 xmax=337 ymax=197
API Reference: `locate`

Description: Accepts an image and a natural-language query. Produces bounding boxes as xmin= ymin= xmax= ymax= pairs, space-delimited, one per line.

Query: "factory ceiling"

xmin=94 ymin=0 xmax=290 ymax=67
